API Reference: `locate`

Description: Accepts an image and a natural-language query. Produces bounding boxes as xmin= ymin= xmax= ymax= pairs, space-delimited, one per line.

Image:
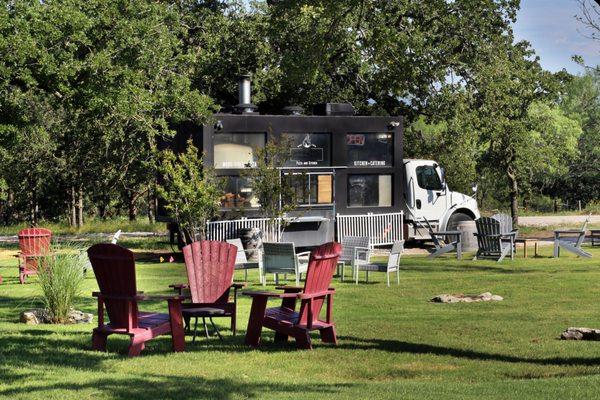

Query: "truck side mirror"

xmin=439 ymin=167 xmax=446 ymax=184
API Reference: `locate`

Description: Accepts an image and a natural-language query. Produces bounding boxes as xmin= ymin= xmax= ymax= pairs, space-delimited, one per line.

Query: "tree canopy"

xmin=0 ymin=0 xmax=595 ymax=225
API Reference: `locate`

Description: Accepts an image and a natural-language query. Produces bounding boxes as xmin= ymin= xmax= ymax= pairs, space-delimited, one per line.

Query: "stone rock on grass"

xmin=20 ymin=309 xmax=93 ymax=325
xmin=561 ymin=327 xmax=600 ymax=341
xmin=431 ymin=292 xmax=504 ymax=303
xmin=68 ymin=310 xmax=94 ymax=324
xmin=20 ymin=309 xmax=49 ymax=324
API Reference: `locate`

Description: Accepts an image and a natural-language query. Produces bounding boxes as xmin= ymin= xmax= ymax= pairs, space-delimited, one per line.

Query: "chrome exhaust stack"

xmin=235 ymin=74 xmax=257 ymax=114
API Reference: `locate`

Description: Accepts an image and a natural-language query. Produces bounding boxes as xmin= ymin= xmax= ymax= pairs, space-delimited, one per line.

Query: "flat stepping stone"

xmin=430 ymin=292 xmax=503 ymax=303
xmin=561 ymin=327 xmax=600 ymax=340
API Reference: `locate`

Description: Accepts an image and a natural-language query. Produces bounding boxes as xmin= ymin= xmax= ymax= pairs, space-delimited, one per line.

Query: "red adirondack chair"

xmin=170 ymin=240 xmax=244 ymax=341
xmin=88 ymin=243 xmax=185 ymax=357
xmin=244 ymin=241 xmax=342 ymax=350
xmin=17 ymin=227 xmax=52 ymax=284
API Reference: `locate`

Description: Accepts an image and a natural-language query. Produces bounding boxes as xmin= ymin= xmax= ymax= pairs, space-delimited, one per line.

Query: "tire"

xmin=446 ymin=212 xmax=474 ymax=231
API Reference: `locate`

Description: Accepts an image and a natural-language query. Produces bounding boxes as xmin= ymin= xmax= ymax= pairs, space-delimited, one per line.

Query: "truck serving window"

xmin=221 ymin=177 xmax=258 ymax=208
xmin=213 ymin=133 xmax=265 ymax=169
xmin=284 ymin=173 xmax=333 ymax=206
xmin=282 ymin=133 xmax=331 ymax=167
xmin=416 ymin=165 xmax=443 ymax=191
xmin=346 ymin=133 xmax=393 ymax=167
xmin=348 ymin=174 xmax=392 ymax=207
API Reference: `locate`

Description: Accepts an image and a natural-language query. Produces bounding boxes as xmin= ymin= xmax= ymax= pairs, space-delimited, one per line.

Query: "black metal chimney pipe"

xmin=235 ymin=74 xmax=257 ymax=114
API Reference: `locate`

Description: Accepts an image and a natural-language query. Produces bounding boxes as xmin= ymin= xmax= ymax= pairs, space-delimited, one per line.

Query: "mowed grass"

xmin=0 ymin=241 xmax=599 ymax=399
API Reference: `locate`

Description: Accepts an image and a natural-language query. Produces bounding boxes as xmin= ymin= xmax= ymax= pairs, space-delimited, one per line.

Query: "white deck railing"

xmin=206 ymin=212 xmax=403 ymax=246
xmin=206 ymin=217 xmax=282 ymax=242
xmin=336 ymin=211 xmax=404 ymax=247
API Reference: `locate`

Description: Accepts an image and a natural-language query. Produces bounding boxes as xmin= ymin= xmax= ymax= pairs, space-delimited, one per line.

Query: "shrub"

xmin=157 ymin=140 xmax=223 ymax=244
xmin=585 ymin=200 xmax=600 ymax=214
xmin=37 ymin=246 xmax=86 ymax=323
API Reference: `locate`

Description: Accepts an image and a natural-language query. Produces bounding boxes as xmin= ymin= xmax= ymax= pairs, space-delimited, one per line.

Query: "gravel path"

xmin=519 ymin=215 xmax=599 ymax=227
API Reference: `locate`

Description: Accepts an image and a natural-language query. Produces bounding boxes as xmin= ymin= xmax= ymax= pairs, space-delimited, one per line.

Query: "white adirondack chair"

xmin=419 ymin=218 xmax=462 ymax=260
xmin=553 ymin=215 xmax=592 ymax=258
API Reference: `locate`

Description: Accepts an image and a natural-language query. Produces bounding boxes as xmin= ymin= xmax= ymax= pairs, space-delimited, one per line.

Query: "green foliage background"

xmin=0 ymin=0 xmax=596 ymax=226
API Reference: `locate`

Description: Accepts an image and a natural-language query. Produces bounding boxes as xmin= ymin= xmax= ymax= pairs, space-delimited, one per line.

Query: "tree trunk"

xmin=147 ymin=187 xmax=155 ymax=224
xmin=77 ymin=189 xmax=84 ymax=228
xmin=33 ymin=201 xmax=39 ymax=226
xmin=128 ymin=192 xmax=137 ymax=221
xmin=507 ymin=168 xmax=519 ymax=227
xmin=98 ymin=203 xmax=107 ymax=220
xmin=30 ymin=186 xmax=37 ymax=226
xmin=4 ymin=189 xmax=13 ymax=224
xmin=71 ymin=187 xmax=77 ymax=227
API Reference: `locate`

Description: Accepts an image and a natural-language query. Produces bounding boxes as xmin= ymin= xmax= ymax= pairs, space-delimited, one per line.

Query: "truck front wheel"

xmin=446 ymin=212 xmax=474 ymax=231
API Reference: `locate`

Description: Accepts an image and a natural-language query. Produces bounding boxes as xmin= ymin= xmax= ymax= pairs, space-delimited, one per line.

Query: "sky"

xmin=513 ymin=0 xmax=600 ymax=74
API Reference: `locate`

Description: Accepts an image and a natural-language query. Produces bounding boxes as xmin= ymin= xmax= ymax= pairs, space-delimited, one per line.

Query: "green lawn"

xmin=0 ymin=241 xmax=599 ymax=399
xmin=0 ymin=218 xmax=167 ymax=236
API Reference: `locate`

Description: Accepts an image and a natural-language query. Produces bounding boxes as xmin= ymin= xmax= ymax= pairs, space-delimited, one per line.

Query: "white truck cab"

xmin=403 ymin=159 xmax=480 ymax=240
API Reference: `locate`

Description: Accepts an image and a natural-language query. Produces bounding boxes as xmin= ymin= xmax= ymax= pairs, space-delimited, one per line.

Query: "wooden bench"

xmin=590 ymin=230 xmax=600 ymax=247
xmin=514 ymin=238 xmax=538 ymax=258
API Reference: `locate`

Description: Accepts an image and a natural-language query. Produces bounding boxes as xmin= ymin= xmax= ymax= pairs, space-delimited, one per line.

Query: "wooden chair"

xmin=226 ymin=238 xmax=261 ymax=282
xmin=492 ymin=213 xmax=520 ymax=255
xmin=419 ymin=218 xmax=462 ymax=260
xmin=243 ymin=242 xmax=342 ymax=350
xmin=473 ymin=217 xmax=517 ymax=262
xmin=354 ymin=240 xmax=404 ymax=286
xmin=491 ymin=213 xmax=518 ymax=238
xmin=87 ymin=243 xmax=185 ymax=357
xmin=337 ymin=236 xmax=371 ymax=282
xmin=17 ymin=227 xmax=52 ymax=284
xmin=171 ymin=240 xmax=244 ymax=341
xmin=261 ymin=242 xmax=310 ymax=286
xmin=553 ymin=215 xmax=592 ymax=258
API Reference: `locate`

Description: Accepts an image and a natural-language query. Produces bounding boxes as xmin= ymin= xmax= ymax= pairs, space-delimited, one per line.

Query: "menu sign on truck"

xmin=284 ymin=133 xmax=331 ymax=167
xmin=347 ymin=133 xmax=393 ymax=167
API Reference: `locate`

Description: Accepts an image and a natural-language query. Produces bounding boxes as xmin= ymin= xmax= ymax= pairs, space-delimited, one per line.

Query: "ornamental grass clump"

xmin=37 ymin=246 xmax=86 ymax=324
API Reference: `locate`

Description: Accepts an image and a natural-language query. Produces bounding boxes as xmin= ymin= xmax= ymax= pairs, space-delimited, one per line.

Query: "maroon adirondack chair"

xmin=17 ymin=227 xmax=52 ymax=284
xmin=170 ymin=240 xmax=244 ymax=341
xmin=88 ymin=243 xmax=185 ymax=357
xmin=244 ymin=241 xmax=342 ymax=350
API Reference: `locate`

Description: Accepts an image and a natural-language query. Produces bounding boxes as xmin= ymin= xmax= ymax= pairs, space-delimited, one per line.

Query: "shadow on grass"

xmin=338 ymin=336 xmax=600 ymax=366
xmin=399 ymin=263 xmax=541 ymax=274
xmin=0 ymin=371 xmax=352 ymax=399
xmin=0 ymin=330 xmax=353 ymax=399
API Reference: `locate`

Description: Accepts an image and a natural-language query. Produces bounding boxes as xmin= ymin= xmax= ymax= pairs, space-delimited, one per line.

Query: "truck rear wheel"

xmin=446 ymin=212 xmax=474 ymax=231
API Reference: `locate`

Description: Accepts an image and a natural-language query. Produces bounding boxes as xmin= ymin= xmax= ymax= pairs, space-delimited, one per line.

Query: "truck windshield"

xmin=416 ymin=165 xmax=443 ymax=191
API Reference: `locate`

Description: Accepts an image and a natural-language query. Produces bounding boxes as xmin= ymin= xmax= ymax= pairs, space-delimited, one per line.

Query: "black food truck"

xmin=160 ymin=75 xmax=403 ymax=247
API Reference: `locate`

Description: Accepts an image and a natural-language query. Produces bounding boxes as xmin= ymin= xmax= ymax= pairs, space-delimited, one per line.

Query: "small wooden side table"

xmin=514 ymin=238 xmax=538 ymax=258
xmin=591 ymin=230 xmax=600 ymax=247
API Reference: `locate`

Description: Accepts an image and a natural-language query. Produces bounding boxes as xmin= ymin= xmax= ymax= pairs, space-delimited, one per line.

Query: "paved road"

xmin=518 ymin=215 xmax=599 ymax=227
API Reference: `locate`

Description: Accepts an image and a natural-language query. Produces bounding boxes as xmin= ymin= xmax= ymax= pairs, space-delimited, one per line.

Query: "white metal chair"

xmin=261 ymin=242 xmax=310 ymax=286
xmin=337 ymin=236 xmax=371 ymax=282
xmin=355 ymin=240 xmax=404 ymax=286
